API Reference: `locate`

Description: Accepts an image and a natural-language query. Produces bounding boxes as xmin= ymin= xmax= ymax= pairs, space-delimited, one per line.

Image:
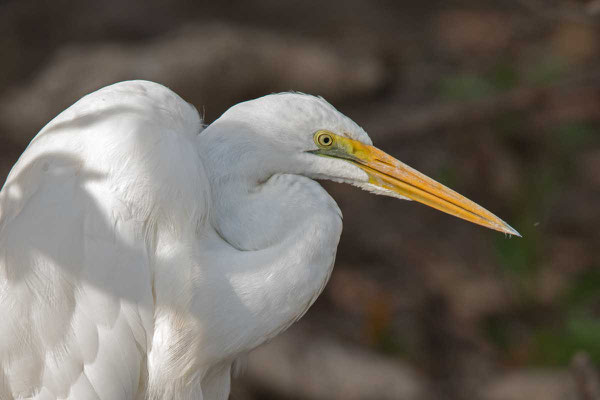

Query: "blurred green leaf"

xmin=438 ymin=74 xmax=496 ymax=101
xmin=483 ymin=315 xmax=511 ymax=351
xmin=495 ymin=232 xmax=538 ymax=278
xmin=376 ymin=328 xmax=409 ymax=357
xmin=564 ymin=268 xmax=600 ymax=308
xmin=533 ymin=315 xmax=600 ymax=365
xmin=524 ymin=55 xmax=569 ymax=86
xmin=490 ymin=63 xmax=519 ymax=91
xmin=528 ymin=268 xmax=600 ymax=366
xmin=551 ymin=122 xmax=597 ymax=153
xmin=435 ymin=164 xmax=459 ymax=189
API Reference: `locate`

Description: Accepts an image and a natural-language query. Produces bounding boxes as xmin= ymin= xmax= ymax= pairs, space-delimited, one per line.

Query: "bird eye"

xmin=315 ymin=131 xmax=334 ymax=147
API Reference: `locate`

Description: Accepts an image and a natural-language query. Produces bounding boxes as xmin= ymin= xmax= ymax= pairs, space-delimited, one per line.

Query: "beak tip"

xmin=502 ymin=223 xmax=521 ymax=238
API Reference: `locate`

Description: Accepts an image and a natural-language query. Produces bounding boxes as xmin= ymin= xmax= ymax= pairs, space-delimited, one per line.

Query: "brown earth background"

xmin=1 ymin=1 xmax=600 ymax=399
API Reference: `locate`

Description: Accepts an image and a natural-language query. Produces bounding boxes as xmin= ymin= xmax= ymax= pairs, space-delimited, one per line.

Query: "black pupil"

xmin=323 ymin=136 xmax=330 ymax=144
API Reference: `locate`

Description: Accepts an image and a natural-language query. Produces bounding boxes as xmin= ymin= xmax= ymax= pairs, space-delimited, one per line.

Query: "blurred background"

xmin=1 ymin=0 xmax=599 ymax=399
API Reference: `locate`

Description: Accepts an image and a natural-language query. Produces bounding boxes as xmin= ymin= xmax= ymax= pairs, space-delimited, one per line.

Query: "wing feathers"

xmin=0 ymin=81 xmax=209 ymax=399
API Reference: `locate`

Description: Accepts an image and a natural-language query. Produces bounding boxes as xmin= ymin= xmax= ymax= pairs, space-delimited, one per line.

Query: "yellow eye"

xmin=315 ymin=131 xmax=334 ymax=147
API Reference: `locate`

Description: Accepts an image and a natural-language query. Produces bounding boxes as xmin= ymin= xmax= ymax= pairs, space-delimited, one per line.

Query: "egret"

xmin=0 ymin=80 xmax=518 ymax=400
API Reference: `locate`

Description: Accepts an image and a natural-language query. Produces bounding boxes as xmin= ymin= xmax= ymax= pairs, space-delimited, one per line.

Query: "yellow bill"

xmin=312 ymin=130 xmax=520 ymax=236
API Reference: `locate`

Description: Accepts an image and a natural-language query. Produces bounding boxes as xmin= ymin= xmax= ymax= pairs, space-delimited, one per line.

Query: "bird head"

xmin=206 ymin=92 xmax=519 ymax=236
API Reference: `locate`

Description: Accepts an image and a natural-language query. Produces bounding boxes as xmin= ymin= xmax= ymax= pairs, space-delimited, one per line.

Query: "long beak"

xmin=321 ymin=135 xmax=520 ymax=236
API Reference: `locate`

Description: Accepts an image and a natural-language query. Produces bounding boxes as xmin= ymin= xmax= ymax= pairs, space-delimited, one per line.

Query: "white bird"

xmin=0 ymin=80 xmax=518 ymax=400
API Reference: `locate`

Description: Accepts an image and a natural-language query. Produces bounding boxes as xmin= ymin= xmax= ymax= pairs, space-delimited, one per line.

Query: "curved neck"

xmin=198 ymin=122 xmax=327 ymax=251
xmin=190 ymin=126 xmax=343 ymax=358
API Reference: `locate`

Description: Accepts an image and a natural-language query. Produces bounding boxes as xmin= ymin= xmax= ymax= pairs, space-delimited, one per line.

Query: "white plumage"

xmin=0 ymin=80 xmax=518 ymax=400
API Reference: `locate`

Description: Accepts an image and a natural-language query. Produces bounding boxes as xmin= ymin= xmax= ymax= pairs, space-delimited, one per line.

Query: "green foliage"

xmin=483 ymin=315 xmax=511 ymax=352
xmin=564 ymin=268 xmax=600 ymax=308
xmin=494 ymin=230 xmax=538 ymax=280
xmin=487 ymin=110 xmax=600 ymax=366
xmin=375 ymin=328 xmax=410 ymax=357
xmin=438 ymin=74 xmax=496 ymax=101
xmin=533 ymin=311 xmax=600 ymax=366
xmin=490 ymin=63 xmax=519 ymax=91
xmin=435 ymin=164 xmax=459 ymax=189
xmin=524 ymin=55 xmax=569 ymax=86
xmin=483 ymin=269 xmax=600 ymax=366
xmin=551 ymin=122 xmax=597 ymax=155
xmin=492 ymin=171 xmax=551 ymax=288
xmin=438 ymin=63 xmax=519 ymax=102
